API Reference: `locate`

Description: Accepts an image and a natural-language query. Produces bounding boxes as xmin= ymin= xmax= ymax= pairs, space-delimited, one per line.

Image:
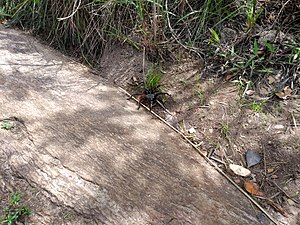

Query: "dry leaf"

xmin=267 ymin=76 xmax=276 ymax=84
xmin=267 ymin=168 xmax=275 ymax=173
xmin=245 ymin=90 xmax=255 ymax=96
xmin=229 ymin=164 xmax=251 ymax=177
xmin=225 ymin=73 xmax=235 ymax=81
xmin=270 ymin=174 xmax=278 ymax=179
xmin=275 ymin=86 xmax=293 ymax=100
xmin=244 ymin=181 xmax=264 ymax=196
xmin=0 ymin=19 xmax=7 ymax=25
xmin=275 ymin=91 xmax=285 ymax=99
xmin=284 ymin=86 xmax=293 ymax=94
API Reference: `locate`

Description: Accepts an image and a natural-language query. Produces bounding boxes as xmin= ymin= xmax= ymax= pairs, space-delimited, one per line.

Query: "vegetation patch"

xmin=1 ymin=1 xmax=298 ymax=73
xmin=0 ymin=192 xmax=31 ymax=225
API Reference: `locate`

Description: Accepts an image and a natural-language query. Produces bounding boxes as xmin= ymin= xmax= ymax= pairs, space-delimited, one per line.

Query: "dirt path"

xmin=0 ymin=25 xmax=268 ymax=224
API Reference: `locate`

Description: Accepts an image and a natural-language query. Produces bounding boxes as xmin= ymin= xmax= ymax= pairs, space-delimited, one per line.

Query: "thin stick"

xmin=263 ymin=145 xmax=267 ymax=178
xmin=142 ymin=46 xmax=146 ymax=87
xmin=210 ymin=156 xmax=226 ymax=165
xmin=57 ymin=0 xmax=82 ymax=21
xmin=291 ymin=112 xmax=297 ymax=128
xmin=120 ymin=86 xmax=279 ymax=225
xmin=272 ymin=181 xmax=299 ymax=204
xmin=156 ymin=99 xmax=173 ymax=115
xmin=242 ymin=81 xmax=251 ymax=97
xmin=152 ymin=0 xmax=157 ymax=43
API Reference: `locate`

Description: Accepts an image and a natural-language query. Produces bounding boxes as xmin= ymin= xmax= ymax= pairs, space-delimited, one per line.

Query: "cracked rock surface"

xmin=0 ymin=25 xmax=264 ymax=224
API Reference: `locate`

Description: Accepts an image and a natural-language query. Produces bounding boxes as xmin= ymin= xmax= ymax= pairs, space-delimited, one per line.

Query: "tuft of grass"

xmin=0 ymin=0 xmax=243 ymax=65
xmin=0 ymin=1 xmax=15 ymax=19
xmin=0 ymin=0 xmax=298 ymax=95
xmin=9 ymin=192 xmax=21 ymax=205
xmin=245 ymin=0 xmax=263 ymax=31
xmin=251 ymin=100 xmax=264 ymax=113
xmin=195 ymin=89 xmax=205 ymax=105
xmin=1 ymin=121 xmax=13 ymax=130
xmin=220 ymin=121 xmax=230 ymax=139
xmin=289 ymin=45 xmax=300 ymax=63
xmin=145 ymin=66 xmax=162 ymax=91
xmin=1 ymin=192 xmax=32 ymax=225
xmin=209 ymin=28 xmax=220 ymax=45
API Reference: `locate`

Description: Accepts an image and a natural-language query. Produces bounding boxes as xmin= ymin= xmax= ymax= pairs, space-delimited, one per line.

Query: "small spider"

xmin=128 ymin=85 xmax=169 ymax=111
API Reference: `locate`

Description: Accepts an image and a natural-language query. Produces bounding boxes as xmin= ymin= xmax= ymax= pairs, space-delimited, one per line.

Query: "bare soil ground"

xmin=102 ymin=46 xmax=300 ymax=225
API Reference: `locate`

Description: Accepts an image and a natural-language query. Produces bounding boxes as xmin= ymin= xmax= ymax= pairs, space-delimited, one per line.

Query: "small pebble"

xmin=274 ymin=124 xmax=284 ymax=129
xmin=188 ymin=127 xmax=196 ymax=134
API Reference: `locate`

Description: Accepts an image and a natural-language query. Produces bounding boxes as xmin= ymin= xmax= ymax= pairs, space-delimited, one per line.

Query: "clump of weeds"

xmin=195 ymin=89 xmax=206 ymax=105
xmin=1 ymin=192 xmax=32 ymax=225
xmin=220 ymin=121 xmax=230 ymax=140
xmin=1 ymin=121 xmax=13 ymax=130
xmin=251 ymin=100 xmax=264 ymax=113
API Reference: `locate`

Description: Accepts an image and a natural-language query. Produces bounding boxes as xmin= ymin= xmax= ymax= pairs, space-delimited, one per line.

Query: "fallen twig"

xmin=272 ymin=181 xmax=300 ymax=205
xmin=291 ymin=112 xmax=297 ymax=128
xmin=210 ymin=156 xmax=226 ymax=165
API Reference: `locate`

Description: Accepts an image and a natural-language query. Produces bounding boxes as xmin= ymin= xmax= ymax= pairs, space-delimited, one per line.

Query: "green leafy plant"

xmin=289 ymin=45 xmax=300 ymax=63
xmin=195 ymin=89 xmax=205 ymax=105
xmin=9 ymin=192 xmax=21 ymax=205
xmin=1 ymin=121 xmax=12 ymax=130
xmin=1 ymin=192 xmax=32 ymax=225
xmin=262 ymin=40 xmax=275 ymax=55
xmin=251 ymin=100 xmax=264 ymax=113
xmin=209 ymin=28 xmax=220 ymax=45
xmin=253 ymin=38 xmax=259 ymax=57
xmin=0 ymin=8 xmax=11 ymax=18
xmin=224 ymin=38 xmax=275 ymax=82
xmin=246 ymin=0 xmax=263 ymax=30
xmin=129 ymin=65 xmax=167 ymax=111
xmin=220 ymin=121 xmax=230 ymax=139
xmin=0 ymin=0 xmax=244 ymax=64
xmin=145 ymin=67 xmax=162 ymax=91
xmin=0 ymin=0 xmax=297 ymax=98
xmin=0 ymin=1 xmax=15 ymax=20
